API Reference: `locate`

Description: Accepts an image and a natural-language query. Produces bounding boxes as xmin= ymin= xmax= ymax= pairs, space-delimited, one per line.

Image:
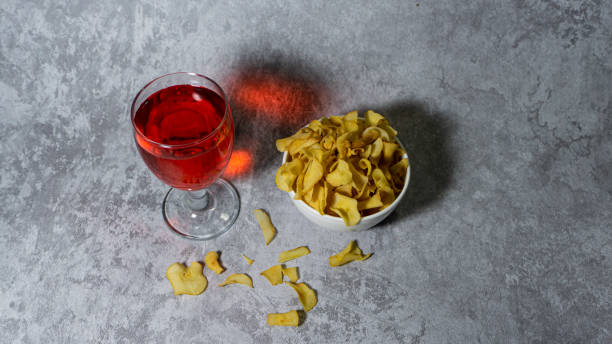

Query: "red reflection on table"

xmin=231 ymin=73 xmax=322 ymax=125
xmin=223 ymin=149 xmax=253 ymax=178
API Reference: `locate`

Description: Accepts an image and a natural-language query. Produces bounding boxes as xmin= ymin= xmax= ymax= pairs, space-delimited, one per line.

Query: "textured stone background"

xmin=1 ymin=1 xmax=611 ymax=343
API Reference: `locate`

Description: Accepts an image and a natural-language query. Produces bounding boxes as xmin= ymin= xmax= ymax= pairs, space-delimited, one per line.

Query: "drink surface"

xmin=133 ymin=84 xmax=234 ymax=190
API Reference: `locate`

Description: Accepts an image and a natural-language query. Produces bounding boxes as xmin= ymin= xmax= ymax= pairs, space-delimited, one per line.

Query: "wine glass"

xmin=130 ymin=72 xmax=239 ymax=240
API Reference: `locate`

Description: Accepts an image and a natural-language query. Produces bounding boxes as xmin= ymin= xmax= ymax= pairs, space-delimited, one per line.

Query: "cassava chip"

xmin=363 ymin=126 xmax=390 ymax=142
xmin=267 ymin=310 xmax=300 ymax=326
xmin=370 ymin=137 xmax=384 ymax=163
xmin=218 ymin=273 xmax=253 ymax=288
xmin=253 ymin=209 xmax=276 ymax=245
xmin=304 ymin=182 xmax=327 ymax=215
xmin=382 ymin=142 xmax=399 ymax=165
xmin=390 ymin=158 xmax=409 ymax=190
xmin=329 ymin=192 xmax=361 ymax=226
xmin=358 ymin=191 xmax=383 ymax=210
xmin=325 ymin=160 xmax=352 ymax=187
xmin=260 ymin=265 xmax=283 ymax=286
xmin=329 ymin=240 xmax=372 ymax=267
xmin=302 ymin=158 xmax=324 ymax=192
xmin=279 ymin=246 xmax=310 ymax=263
xmin=276 ymin=129 xmax=312 ymax=152
xmin=285 ymin=282 xmax=317 ymax=312
xmin=204 ymin=251 xmax=225 ymax=274
xmin=275 ymin=110 xmax=408 ymax=227
xmin=242 ymin=254 xmax=254 ymax=265
xmin=334 ymin=183 xmax=353 ymax=196
xmin=365 ymin=110 xmax=385 ymax=126
xmin=276 ymin=158 xmax=304 ymax=192
xmin=166 ymin=262 xmax=208 ymax=295
xmin=372 ymin=168 xmax=395 ymax=205
xmin=282 ymin=266 xmax=299 ymax=283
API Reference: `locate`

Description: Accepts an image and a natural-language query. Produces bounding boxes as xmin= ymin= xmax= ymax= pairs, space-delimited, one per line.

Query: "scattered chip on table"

xmin=204 ymin=251 xmax=225 ymax=274
xmin=279 ymin=246 xmax=310 ymax=263
xmin=267 ymin=310 xmax=300 ymax=326
xmin=253 ymin=209 xmax=277 ymax=245
xmin=282 ymin=266 xmax=299 ymax=283
xmin=242 ymin=254 xmax=254 ymax=265
xmin=166 ymin=262 xmax=208 ymax=295
xmin=285 ymin=282 xmax=317 ymax=312
xmin=260 ymin=265 xmax=283 ymax=286
xmin=218 ymin=273 xmax=253 ymax=288
xmin=329 ymin=240 xmax=372 ymax=267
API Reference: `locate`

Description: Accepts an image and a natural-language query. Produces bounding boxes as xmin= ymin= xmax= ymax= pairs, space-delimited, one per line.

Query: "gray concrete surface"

xmin=1 ymin=1 xmax=611 ymax=343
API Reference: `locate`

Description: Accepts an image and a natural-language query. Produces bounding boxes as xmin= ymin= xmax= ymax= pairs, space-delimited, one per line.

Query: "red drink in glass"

xmin=130 ymin=72 xmax=239 ymax=240
xmin=133 ymin=85 xmax=234 ymax=190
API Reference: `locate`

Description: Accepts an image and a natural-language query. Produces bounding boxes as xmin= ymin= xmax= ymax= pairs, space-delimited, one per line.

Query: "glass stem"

xmin=185 ymin=189 xmax=212 ymax=211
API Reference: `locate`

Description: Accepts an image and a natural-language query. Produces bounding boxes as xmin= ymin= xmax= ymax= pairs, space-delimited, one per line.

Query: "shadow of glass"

xmin=374 ymin=101 xmax=455 ymax=222
xmin=221 ymin=52 xmax=333 ymax=180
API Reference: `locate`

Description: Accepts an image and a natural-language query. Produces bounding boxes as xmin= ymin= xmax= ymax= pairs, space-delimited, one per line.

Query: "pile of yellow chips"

xmin=275 ymin=110 xmax=409 ymax=226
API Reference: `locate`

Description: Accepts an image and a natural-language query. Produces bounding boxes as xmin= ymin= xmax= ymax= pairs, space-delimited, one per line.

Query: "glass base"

xmin=162 ymin=178 xmax=240 ymax=240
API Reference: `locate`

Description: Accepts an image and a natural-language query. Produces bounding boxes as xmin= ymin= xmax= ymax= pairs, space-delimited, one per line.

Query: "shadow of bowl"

xmin=372 ymin=101 xmax=455 ymax=223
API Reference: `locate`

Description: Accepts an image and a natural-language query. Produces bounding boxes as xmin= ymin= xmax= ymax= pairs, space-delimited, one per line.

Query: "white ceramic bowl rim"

xmin=282 ymin=136 xmax=410 ymax=223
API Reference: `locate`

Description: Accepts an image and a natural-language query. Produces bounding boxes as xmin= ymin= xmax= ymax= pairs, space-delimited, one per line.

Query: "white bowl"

xmin=281 ymin=138 xmax=410 ymax=231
